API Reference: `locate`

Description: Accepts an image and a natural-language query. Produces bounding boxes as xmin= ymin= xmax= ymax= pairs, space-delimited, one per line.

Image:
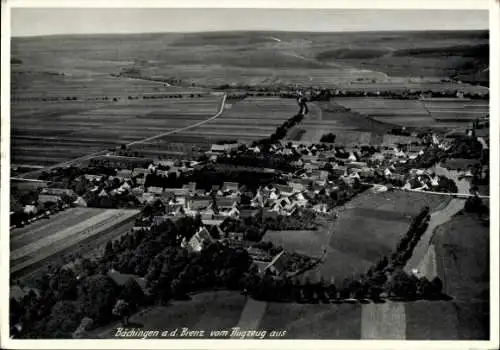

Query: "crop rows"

xmin=11 ymin=96 xmax=222 ymax=167
xmin=334 ymin=97 xmax=488 ymax=129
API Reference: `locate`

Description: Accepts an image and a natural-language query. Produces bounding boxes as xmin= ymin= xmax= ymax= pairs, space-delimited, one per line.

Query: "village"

xmin=9 ymin=115 xmax=489 ymax=283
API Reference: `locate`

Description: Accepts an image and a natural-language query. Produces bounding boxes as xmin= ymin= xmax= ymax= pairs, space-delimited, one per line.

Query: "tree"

xmin=42 ymin=300 xmax=83 ymax=338
xmin=104 ymin=241 xmax=115 ymax=261
xmin=121 ymin=278 xmax=145 ymax=309
xmin=112 ymin=299 xmax=131 ymax=326
xmin=387 ymin=271 xmax=417 ymax=299
xmin=429 ymin=276 xmax=443 ymax=295
xmin=77 ymin=275 xmax=120 ymax=325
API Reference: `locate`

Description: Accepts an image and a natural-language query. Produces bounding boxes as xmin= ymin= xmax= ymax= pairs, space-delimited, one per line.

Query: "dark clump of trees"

xmin=319 ymin=133 xmax=336 ymax=143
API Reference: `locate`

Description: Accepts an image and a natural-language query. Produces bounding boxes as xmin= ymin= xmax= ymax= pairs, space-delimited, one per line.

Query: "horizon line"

xmin=11 ymin=27 xmax=490 ymax=39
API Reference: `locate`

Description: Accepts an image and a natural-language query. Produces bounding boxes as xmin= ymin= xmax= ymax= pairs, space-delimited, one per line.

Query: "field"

xmin=11 ymin=96 xmax=223 ymax=166
xmin=95 ymin=291 xmax=487 ymax=339
xmin=333 ymin=97 xmax=489 ymax=130
xmin=287 ymin=100 xmax=395 ymax=144
xmin=262 ymin=191 xmax=446 ymax=283
xmin=12 ymin=30 xmax=488 ymax=92
xmin=178 ymin=97 xmax=301 ymax=143
xmin=11 ymin=30 xmax=489 ymax=168
xmin=10 ymin=207 xmax=139 ymax=278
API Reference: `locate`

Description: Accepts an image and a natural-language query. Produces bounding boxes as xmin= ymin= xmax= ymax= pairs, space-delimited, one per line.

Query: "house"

xmin=202 ymin=218 xmax=225 ymax=227
xmin=302 ymin=155 xmax=318 ymax=163
xmin=182 ymin=227 xmax=215 ymax=253
xmin=251 ymin=189 xmax=264 ymax=207
xmin=384 ymin=168 xmax=393 ymax=177
xmin=275 ymin=184 xmax=294 ymax=196
xmin=38 ymin=194 xmax=62 ymax=205
xmin=138 ymin=193 xmax=156 ymax=204
xmin=41 ymin=188 xmax=76 ymax=198
xmin=313 ymin=203 xmax=329 ymax=214
xmin=131 ymin=168 xmax=149 ymax=178
xmin=164 ymin=188 xmax=190 ymax=197
xmin=165 ymin=204 xmax=184 ymax=216
xmin=239 ymin=208 xmax=260 ymax=219
xmin=182 ymin=182 xmax=197 ymax=194
xmin=331 ymin=166 xmax=347 ymax=178
xmin=269 ymin=202 xmax=285 ymax=215
xmin=288 ymin=182 xmax=305 ymax=192
xmin=289 ymin=192 xmax=308 ymax=206
xmin=187 ymin=197 xmax=211 ymax=211
xmin=263 ymin=250 xmax=290 ymax=276
xmin=222 ymin=182 xmax=239 ymax=193
xmin=116 ymin=169 xmax=133 ymax=180
xmin=84 ymin=174 xmax=103 ymax=182
xmin=347 ymin=152 xmax=357 ymax=162
xmin=158 ymin=159 xmax=176 ymax=168
xmin=147 ymin=186 xmax=163 ymax=195
xmin=310 ymin=169 xmax=329 ymax=181
xmin=73 ymin=196 xmax=87 ymax=207
xmin=210 ymin=143 xmax=239 ymax=153
xmin=215 ymin=197 xmax=238 ymax=210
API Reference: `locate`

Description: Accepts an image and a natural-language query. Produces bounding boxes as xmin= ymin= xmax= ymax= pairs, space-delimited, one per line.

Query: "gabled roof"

xmin=275 ymin=184 xmax=294 ymax=193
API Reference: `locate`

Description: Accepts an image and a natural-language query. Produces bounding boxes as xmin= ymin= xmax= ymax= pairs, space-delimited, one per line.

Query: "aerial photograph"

xmin=6 ymin=6 xmax=491 ymax=342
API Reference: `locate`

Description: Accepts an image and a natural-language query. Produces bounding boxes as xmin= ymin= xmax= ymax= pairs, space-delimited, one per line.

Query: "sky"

xmin=11 ymin=8 xmax=489 ymax=37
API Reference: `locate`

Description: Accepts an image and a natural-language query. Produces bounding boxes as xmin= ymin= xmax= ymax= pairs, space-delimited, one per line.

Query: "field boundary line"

xmin=18 ymin=94 xmax=227 ymax=179
xmin=110 ymin=93 xmax=226 ymax=147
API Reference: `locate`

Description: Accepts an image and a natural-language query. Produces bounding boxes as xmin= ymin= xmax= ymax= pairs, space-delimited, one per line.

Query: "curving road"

xmin=18 ymin=94 xmax=227 ymax=179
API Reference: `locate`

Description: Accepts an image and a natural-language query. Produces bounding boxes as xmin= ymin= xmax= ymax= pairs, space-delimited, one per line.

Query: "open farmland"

xmin=12 ymin=30 xmax=488 ymax=94
xmin=11 ymin=70 xmax=203 ymax=102
xmin=334 ymin=97 xmax=489 ymax=131
xmin=176 ymin=97 xmax=300 ymax=143
xmin=95 ymin=290 xmax=486 ymax=339
xmin=11 ymin=96 xmax=223 ymax=167
xmin=10 ymin=208 xmax=139 ymax=277
xmin=287 ymin=99 xmax=398 ymax=144
xmin=269 ymin=191 xmax=448 ymax=283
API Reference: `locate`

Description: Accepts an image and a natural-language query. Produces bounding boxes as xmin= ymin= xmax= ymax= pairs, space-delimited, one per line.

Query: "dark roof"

xmin=275 ymin=184 xmax=294 ymax=193
xmin=216 ymin=197 xmax=237 ymax=208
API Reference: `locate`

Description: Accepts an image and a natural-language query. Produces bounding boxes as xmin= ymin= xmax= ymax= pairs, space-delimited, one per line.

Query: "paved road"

xmin=18 ymin=94 xmax=227 ymax=179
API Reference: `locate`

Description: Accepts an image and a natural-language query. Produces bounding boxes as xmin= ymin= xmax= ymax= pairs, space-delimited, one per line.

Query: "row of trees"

xmin=242 ymin=270 xmax=444 ymax=304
